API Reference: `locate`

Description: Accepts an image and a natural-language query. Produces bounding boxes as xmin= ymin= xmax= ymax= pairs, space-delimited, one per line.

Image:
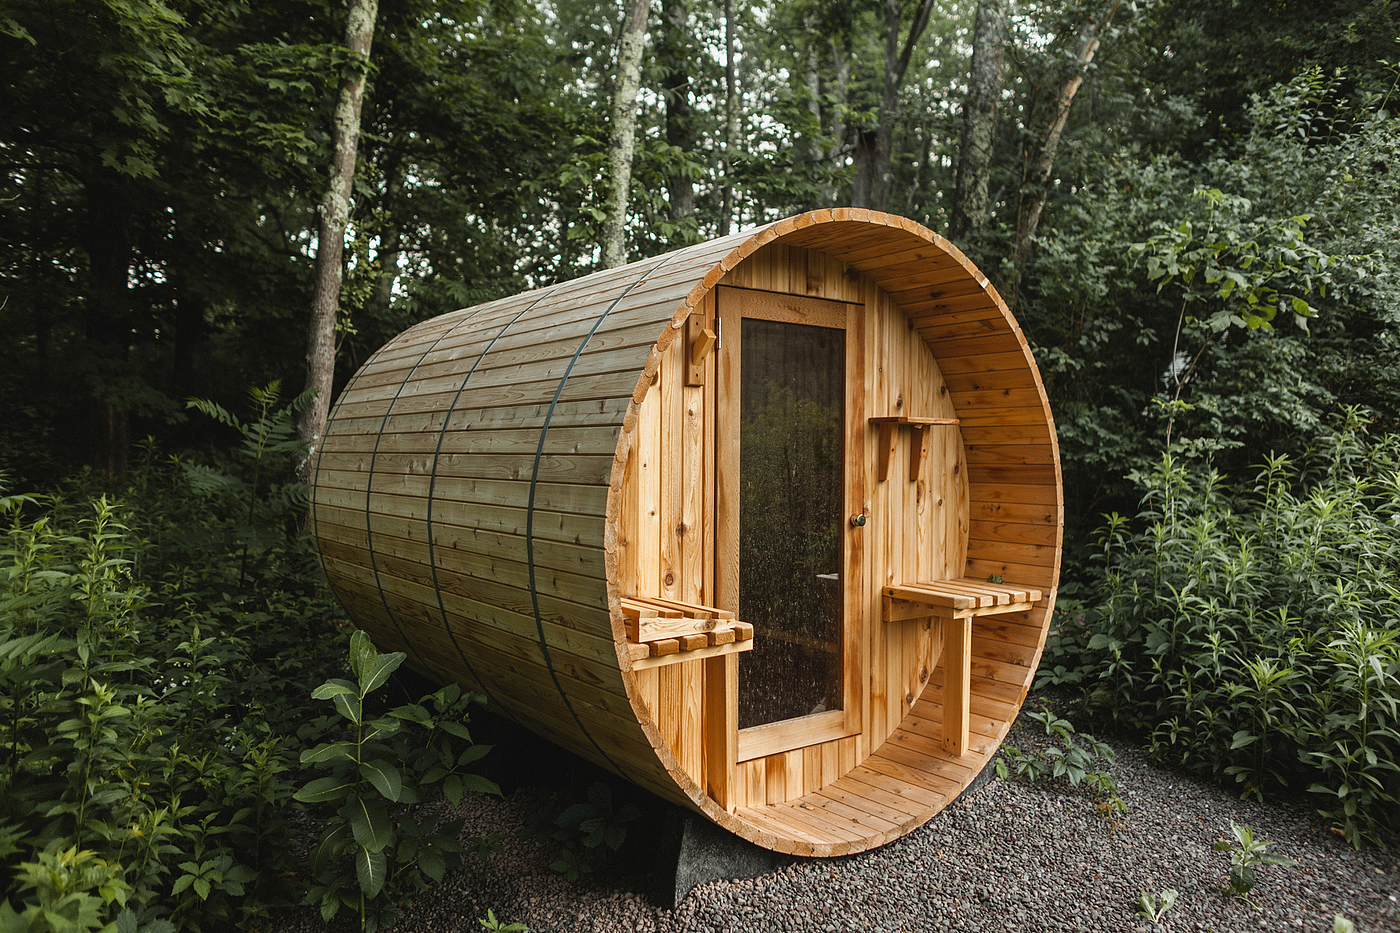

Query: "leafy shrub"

xmin=0 ymin=489 xmax=311 ymax=930
xmin=1044 ymin=413 xmax=1400 ymax=846
xmin=1 ymin=385 xmax=509 ymax=930
xmin=996 ymin=705 xmax=1124 ymax=820
xmin=1213 ymin=821 xmax=1296 ymax=897
xmin=0 ymin=385 xmax=349 ymax=929
xmin=528 ymin=781 xmax=641 ymax=882
xmin=297 ymin=630 xmax=499 ymax=932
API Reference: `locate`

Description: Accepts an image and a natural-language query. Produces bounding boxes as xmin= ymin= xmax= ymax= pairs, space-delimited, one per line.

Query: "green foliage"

xmin=0 ymin=391 xmax=343 ymax=928
xmin=1212 ymin=822 xmax=1297 ymax=898
xmin=529 ymin=782 xmax=640 ymax=883
xmin=297 ymin=631 xmax=499 ymax=932
xmin=0 ymin=489 xmax=315 ymax=929
xmin=995 ymin=704 xmax=1124 ymax=819
xmin=1135 ymin=887 xmax=1178 ymax=923
xmin=1133 ymin=188 xmax=1329 ymax=334
xmin=1 ymin=389 xmax=509 ymax=929
xmin=183 ymin=381 xmax=316 ymax=588
xmin=478 ymin=910 xmax=529 ymax=932
xmin=1022 ymin=67 xmax=1400 ymax=536
xmin=1044 ymin=416 xmax=1400 ymax=846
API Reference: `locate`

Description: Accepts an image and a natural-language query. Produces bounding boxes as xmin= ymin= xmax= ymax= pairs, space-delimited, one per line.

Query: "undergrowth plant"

xmin=0 ymin=386 xmax=346 ymax=929
xmin=996 ymin=705 xmax=1125 ymax=821
xmin=1045 ymin=412 xmax=1400 ymax=846
xmin=1213 ymin=821 xmax=1297 ymax=899
xmin=1136 ymin=887 xmax=1178 ymax=923
xmin=1 ymin=386 xmax=512 ymax=929
xmin=297 ymin=631 xmax=499 ymax=932
xmin=529 ymin=781 xmax=641 ymax=882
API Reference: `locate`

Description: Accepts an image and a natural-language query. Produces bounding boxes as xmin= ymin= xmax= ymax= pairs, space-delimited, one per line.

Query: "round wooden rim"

xmin=605 ymin=209 xmax=1063 ymax=856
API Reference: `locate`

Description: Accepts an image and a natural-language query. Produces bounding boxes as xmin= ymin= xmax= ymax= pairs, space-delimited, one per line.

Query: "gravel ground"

xmin=274 ymin=712 xmax=1400 ymax=933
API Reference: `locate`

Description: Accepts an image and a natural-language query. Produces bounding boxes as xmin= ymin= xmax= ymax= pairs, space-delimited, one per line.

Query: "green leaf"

xmin=347 ymin=797 xmax=392 ymax=852
xmin=420 ymin=847 xmax=446 ymax=882
xmin=312 ymin=679 xmax=358 ymax=701
xmin=356 ymin=846 xmax=388 ymax=898
xmin=359 ymin=651 xmax=406 ymax=695
xmin=295 ymin=776 xmax=356 ymax=804
xmin=359 ymin=759 xmax=403 ymax=802
xmin=311 ymin=822 xmax=351 ymax=874
xmin=459 ymin=774 xmax=502 ymax=796
xmin=331 ymin=692 xmax=361 ymax=725
xmin=349 ymin=630 xmax=377 ymax=681
xmin=301 ymin=741 xmax=357 ymax=765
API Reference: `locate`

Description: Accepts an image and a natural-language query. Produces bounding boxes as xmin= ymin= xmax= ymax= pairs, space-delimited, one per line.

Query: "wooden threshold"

xmin=722 ymin=672 xmax=1013 ymax=857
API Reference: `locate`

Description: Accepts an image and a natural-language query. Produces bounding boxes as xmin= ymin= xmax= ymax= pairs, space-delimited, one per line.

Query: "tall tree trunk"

xmin=851 ymin=0 xmax=934 ymax=211
xmin=374 ymin=154 xmax=403 ymax=310
xmin=822 ymin=41 xmax=851 ymax=209
xmin=1009 ymin=0 xmax=1122 ymax=289
xmin=950 ymin=0 xmax=1008 ymax=242
xmin=83 ymin=171 xmax=133 ymax=482
xmin=660 ymin=0 xmax=695 ymax=224
xmin=600 ymin=0 xmax=649 ymax=269
xmin=719 ymin=0 xmax=737 ymax=236
xmin=297 ymin=0 xmax=379 ymax=480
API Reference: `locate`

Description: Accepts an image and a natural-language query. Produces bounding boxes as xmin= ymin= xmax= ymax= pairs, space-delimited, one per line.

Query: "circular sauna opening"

xmin=311 ymin=209 xmax=1062 ymax=856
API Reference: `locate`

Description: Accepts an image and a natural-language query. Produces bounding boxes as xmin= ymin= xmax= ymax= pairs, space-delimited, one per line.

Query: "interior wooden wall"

xmin=622 ymin=242 xmax=967 ymax=806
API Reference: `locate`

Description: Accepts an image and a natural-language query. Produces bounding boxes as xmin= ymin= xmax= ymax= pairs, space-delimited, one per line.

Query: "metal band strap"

xmin=312 ymin=342 xmax=393 ymax=629
xmin=424 ymin=285 xmax=566 ymax=721
xmin=528 ymin=256 xmax=676 ymax=774
xmin=365 ymin=308 xmax=492 ymax=685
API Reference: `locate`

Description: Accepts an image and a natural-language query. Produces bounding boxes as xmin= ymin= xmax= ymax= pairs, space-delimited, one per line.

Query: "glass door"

xmin=715 ymin=286 xmax=864 ymax=761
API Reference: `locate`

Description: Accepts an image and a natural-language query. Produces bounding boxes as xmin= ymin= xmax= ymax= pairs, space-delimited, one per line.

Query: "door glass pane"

xmin=737 ymin=318 xmax=845 ymax=729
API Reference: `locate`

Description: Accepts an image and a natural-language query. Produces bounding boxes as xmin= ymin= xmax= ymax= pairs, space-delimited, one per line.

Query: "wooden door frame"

xmin=713 ymin=285 xmax=867 ymax=763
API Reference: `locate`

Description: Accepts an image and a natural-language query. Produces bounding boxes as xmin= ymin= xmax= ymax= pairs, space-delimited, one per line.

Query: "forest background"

xmin=2 ymin=0 xmax=1398 ymax=521
xmin=1 ymin=0 xmax=1399 ymax=929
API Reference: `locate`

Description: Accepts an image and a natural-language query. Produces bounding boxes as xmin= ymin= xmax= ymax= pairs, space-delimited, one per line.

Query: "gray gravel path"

xmin=277 ymin=715 xmax=1400 ymax=933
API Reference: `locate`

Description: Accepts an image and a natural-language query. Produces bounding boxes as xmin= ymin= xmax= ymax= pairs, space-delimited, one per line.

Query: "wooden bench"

xmin=881 ymin=578 xmax=1043 ymax=757
xmin=621 ymin=595 xmax=754 ymax=670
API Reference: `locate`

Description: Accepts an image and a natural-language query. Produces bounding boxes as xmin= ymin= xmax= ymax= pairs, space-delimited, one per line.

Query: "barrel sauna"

xmin=311 ymin=209 xmax=1062 ymax=856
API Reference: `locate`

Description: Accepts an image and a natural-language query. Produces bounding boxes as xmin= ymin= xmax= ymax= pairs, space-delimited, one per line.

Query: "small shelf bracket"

xmin=868 ymin=416 xmax=960 ymax=482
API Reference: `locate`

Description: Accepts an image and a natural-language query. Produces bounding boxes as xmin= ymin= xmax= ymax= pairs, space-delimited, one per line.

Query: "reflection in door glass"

xmin=737 ymin=318 xmax=845 ymax=729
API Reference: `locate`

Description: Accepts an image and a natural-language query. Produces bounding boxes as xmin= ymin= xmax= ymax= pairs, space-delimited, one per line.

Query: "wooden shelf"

xmin=622 ymin=595 xmax=754 ymax=670
xmin=868 ymin=416 xmax=961 ymax=482
xmin=882 ymin=579 xmax=1042 ymax=621
xmin=879 ymin=577 xmax=1043 ymax=759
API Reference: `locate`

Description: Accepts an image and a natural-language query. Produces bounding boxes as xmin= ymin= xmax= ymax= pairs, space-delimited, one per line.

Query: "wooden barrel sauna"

xmin=311 ymin=209 xmax=1062 ymax=856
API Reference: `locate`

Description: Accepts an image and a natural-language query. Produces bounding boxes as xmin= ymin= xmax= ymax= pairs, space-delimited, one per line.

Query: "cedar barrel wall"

xmin=311 ymin=209 xmax=1062 ymax=856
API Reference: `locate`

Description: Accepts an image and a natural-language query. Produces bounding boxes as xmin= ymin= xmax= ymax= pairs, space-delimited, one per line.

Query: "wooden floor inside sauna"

xmin=730 ymin=664 xmax=1021 ymax=857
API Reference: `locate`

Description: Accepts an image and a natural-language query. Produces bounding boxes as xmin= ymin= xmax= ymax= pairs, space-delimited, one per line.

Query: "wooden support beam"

xmin=943 ymin=616 xmax=972 ymax=757
xmin=909 ymin=423 xmax=930 ymax=481
xmin=876 ymin=420 xmax=898 ymax=483
xmin=868 ymin=416 xmax=960 ymax=482
xmin=686 ymin=314 xmax=715 ymax=386
xmin=704 ymin=653 xmax=738 ymax=810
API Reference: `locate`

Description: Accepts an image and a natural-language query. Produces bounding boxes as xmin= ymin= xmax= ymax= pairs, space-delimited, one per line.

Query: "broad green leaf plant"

xmin=296 ymin=630 xmax=499 ymax=932
xmin=1044 ymin=413 xmax=1400 ymax=846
